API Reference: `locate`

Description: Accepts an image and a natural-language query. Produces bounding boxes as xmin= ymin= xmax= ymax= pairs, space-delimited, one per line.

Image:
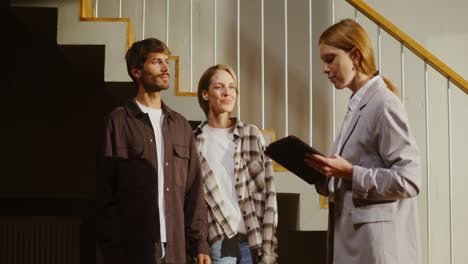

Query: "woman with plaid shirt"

xmin=194 ymin=64 xmax=278 ymax=264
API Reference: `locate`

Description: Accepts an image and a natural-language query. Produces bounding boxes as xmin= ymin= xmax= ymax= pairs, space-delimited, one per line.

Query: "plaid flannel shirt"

xmin=194 ymin=120 xmax=278 ymax=262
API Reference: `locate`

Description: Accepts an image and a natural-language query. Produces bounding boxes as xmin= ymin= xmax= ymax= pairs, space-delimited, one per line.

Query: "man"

xmin=97 ymin=38 xmax=211 ymax=264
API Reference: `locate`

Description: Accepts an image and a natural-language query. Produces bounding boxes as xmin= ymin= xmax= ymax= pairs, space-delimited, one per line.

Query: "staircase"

xmin=6 ymin=0 xmax=468 ymax=263
xmin=3 ymin=6 xmax=101 ymax=264
xmin=5 ymin=5 xmax=328 ymax=263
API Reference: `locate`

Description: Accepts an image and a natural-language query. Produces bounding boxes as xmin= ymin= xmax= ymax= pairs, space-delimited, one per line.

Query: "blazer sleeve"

xmin=352 ymin=98 xmax=421 ymax=201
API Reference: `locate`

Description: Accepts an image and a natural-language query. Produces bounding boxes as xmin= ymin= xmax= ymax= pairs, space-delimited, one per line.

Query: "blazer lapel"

xmin=338 ymin=80 xmax=383 ymax=155
xmin=338 ymin=114 xmax=361 ymax=156
xmin=331 ymin=132 xmax=341 ymax=154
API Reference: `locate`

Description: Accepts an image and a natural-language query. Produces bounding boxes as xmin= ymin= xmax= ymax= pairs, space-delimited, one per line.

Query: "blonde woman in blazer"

xmin=305 ymin=19 xmax=421 ymax=264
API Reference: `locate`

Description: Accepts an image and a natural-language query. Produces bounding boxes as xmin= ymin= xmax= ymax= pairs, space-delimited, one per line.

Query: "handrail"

xmin=79 ymin=0 xmax=135 ymax=49
xmin=346 ymin=0 xmax=468 ymax=95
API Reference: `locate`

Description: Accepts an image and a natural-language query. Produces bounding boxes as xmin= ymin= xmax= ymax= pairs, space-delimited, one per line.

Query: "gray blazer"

xmin=316 ymin=77 xmax=421 ymax=264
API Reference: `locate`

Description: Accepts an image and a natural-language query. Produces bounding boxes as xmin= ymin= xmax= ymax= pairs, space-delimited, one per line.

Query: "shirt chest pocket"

xmin=173 ymin=145 xmax=189 ymax=188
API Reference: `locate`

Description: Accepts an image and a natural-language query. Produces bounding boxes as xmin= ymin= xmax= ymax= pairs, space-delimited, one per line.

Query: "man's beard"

xmin=142 ymin=75 xmax=170 ymax=93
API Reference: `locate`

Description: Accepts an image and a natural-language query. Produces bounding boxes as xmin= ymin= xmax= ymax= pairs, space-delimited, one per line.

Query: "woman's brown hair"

xmin=320 ymin=19 xmax=398 ymax=95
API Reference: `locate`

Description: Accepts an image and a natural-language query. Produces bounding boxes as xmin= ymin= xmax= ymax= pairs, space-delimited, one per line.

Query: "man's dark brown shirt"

xmin=97 ymin=99 xmax=208 ymax=264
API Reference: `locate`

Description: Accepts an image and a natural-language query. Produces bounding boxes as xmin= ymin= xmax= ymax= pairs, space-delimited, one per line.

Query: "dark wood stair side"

xmin=6 ymin=5 xmax=108 ymax=264
xmin=277 ymin=193 xmax=327 ymax=263
xmin=5 ymin=6 xmax=104 ymax=199
xmin=6 ymin=5 xmax=327 ymax=264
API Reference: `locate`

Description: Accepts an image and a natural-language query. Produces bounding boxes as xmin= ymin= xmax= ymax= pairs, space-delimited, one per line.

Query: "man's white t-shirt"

xmin=136 ymin=100 xmax=167 ymax=243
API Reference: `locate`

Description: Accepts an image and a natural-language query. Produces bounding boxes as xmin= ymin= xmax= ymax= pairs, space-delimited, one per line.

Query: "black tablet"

xmin=265 ymin=135 xmax=324 ymax=185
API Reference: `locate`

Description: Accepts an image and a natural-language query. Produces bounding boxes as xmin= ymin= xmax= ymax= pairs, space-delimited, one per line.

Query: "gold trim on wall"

xmin=173 ymin=52 xmax=196 ymax=96
xmin=79 ymin=0 xmax=135 ymax=49
xmin=80 ymin=0 xmax=93 ymax=18
xmin=319 ymin=195 xmax=329 ymax=209
xmin=168 ymin=55 xmax=184 ymax=96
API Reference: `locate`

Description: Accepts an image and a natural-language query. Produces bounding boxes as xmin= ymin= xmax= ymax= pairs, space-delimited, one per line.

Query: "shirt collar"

xmin=194 ymin=118 xmax=244 ymax=139
xmin=125 ymin=98 xmax=174 ymax=120
xmin=348 ymin=75 xmax=380 ymax=112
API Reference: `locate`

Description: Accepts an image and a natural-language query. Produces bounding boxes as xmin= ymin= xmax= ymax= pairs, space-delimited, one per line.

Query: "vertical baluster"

xmin=166 ymin=0 xmax=170 ymax=45
xmin=261 ymin=0 xmax=265 ymax=129
xmin=331 ymin=0 xmax=336 ymax=139
xmin=119 ymin=0 xmax=122 ymax=18
xmin=424 ymin=62 xmax=431 ymax=264
xmin=95 ymin=0 xmax=99 ymax=18
xmin=308 ymin=0 xmax=313 ymax=144
xmin=284 ymin=0 xmax=289 ymax=136
xmin=190 ymin=0 xmax=193 ymax=92
xmin=447 ymin=79 xmax=454 ymax=264
xmin=213 ymin=0 xmax=217 ymax=64
xmin=142 ymin=0 xmax=146 ymax=39
xmin=237 ymin=0 xmax=241 ymax=118
xmin=400 ymin=43 xmax=405 ymax=103
xmin=377 ymin=26 xmax=382 ymax=73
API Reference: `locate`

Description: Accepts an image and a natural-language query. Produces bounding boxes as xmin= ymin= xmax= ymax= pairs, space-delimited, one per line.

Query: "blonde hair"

xmin=320 ymin=19 xmax=398 ymax=95
xmin=197 ymin=64 xmax=239 ymax=116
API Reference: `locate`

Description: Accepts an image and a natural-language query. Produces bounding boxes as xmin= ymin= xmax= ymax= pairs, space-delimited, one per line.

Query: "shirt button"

xmin=166 ymin=187 xmax=170 ymax=192
xmin=165 ymin=162 xmax=169 ymax=166
xmin=150 ymin=138 xmax=153 ymax=142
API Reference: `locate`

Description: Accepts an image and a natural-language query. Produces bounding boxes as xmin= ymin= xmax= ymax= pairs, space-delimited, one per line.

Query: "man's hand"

xmin=197 ymin=254 xmax=211 ymax=264
xmin=305 ymin=153 xmax=353 ymax=180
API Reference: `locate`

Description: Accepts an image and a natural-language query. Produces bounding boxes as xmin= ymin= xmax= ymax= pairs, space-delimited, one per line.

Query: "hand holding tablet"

xmin=265 ymin=135 xmax=324 ymax=185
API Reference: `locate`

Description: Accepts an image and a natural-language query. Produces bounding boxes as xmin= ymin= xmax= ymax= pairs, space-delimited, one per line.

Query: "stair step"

xmin=277 ymin=192 xmax=327 ymax=263
xmin=277 ymin=193 xmax=299 ymax=231
xmin=278 ymin=230 xmax=327 ymax=263
xmin=4 ymin=5 xmax=105 ymax=198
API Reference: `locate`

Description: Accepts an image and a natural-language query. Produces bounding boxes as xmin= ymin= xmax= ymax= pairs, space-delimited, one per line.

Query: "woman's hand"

xmin=304 ymin=153 xmax=353 ymax=181
xmin=197 ymin=254 xmax=211 ymax=264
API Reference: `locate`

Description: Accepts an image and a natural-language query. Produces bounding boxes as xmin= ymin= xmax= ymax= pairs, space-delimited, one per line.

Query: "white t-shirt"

xmin=136 ymin=100 xmax=167 ymax=243
xmin=202 ymin=125 xmax=246 ymax=234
